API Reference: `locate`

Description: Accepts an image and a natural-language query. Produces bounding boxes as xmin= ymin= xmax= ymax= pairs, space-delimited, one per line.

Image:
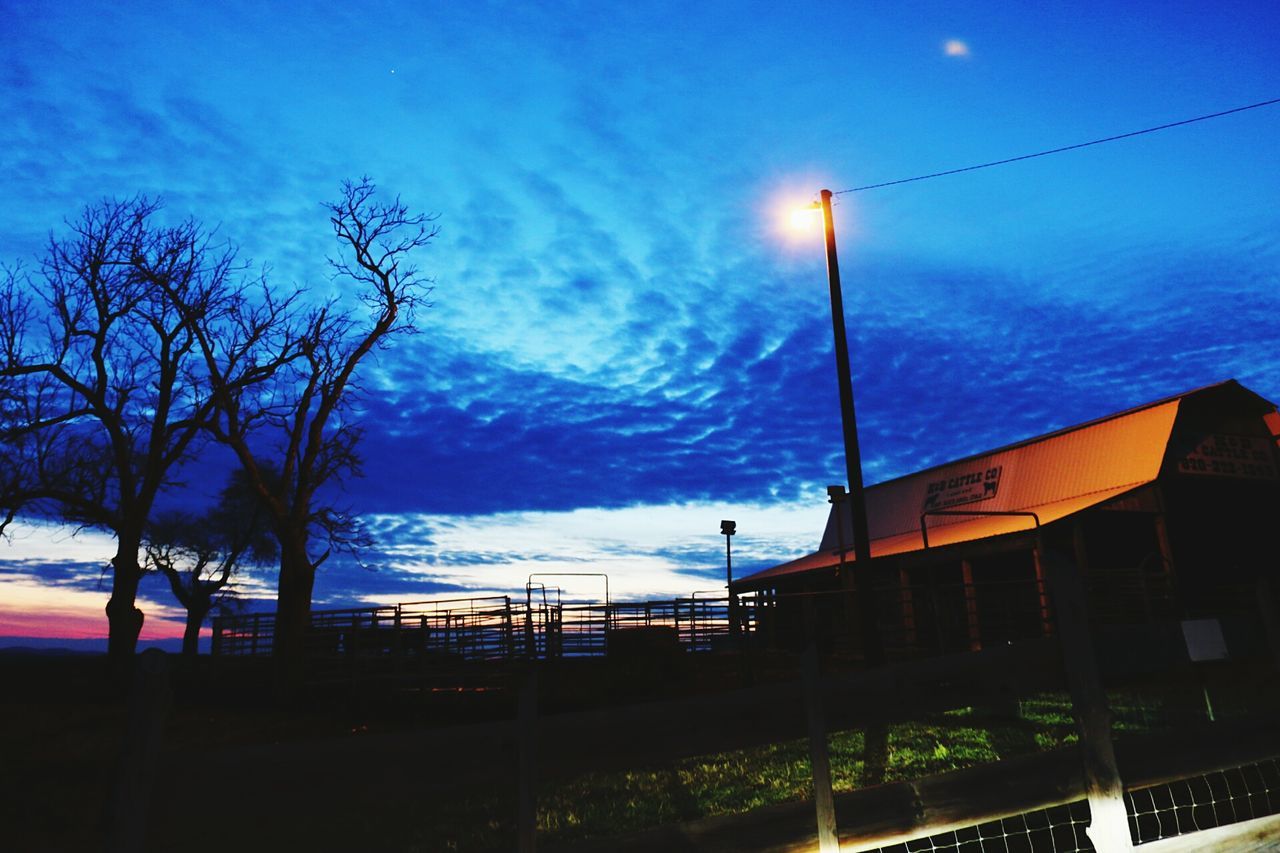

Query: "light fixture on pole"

xmin=814 ymin=189 xmax=883 ymax=666
xmin=721 ymin=519 xmax=739 ymax=637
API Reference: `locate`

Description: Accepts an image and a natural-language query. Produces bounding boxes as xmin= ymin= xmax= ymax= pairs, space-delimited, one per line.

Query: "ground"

xmin=2 ymin=650 xmax=1273 ymax=852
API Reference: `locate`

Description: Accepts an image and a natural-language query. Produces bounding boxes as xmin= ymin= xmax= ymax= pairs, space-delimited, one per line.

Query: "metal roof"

xmin=737 ymin=380 xmax=1276 ymax=590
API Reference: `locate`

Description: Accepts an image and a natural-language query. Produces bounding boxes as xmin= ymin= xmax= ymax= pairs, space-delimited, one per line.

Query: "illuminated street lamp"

xmin=812 ymin=189 xmax=883 ymax=666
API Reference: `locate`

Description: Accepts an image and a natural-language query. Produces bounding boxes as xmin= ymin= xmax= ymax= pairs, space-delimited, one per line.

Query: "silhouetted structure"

xmin=733 ymin=379 xmax=1280 ymax=658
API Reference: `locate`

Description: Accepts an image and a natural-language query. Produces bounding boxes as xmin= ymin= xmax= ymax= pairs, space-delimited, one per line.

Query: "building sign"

xmin=1178 ymin=433 xmax=1278 ymax=480
xmin=922 ymin=466 xmax=1003 ymax=512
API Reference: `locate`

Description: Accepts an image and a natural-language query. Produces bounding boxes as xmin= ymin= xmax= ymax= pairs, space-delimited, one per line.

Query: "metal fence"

xmin=212 ymin=560 xmax=1194 ymax=665
xmin=211 ymin=593 xmax=741 ymax=661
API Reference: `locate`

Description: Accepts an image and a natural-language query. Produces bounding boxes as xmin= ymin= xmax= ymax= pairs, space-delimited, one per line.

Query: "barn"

xmin=731 ymin=379 xmax=1280 ymax=658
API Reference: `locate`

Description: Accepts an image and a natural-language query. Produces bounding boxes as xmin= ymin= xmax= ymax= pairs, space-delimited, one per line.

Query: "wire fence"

xmin=1126 ymin=756 xmax=1280 ymax=844
xmin=870 ymin=800 xmax=1093 ymax=853
xmin=859 ymin=756 xmax=1280 ymax=852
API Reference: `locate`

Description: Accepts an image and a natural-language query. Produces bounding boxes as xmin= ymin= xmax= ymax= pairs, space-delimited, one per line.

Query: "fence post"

xmin=106 ymin=648 xmax=172 ymax=853
xmin=1258 ymin=575 xmax=1280 ymax=670
xmin=800 ymin=595 xmax=839 ymax=851
xmin=394 ymin=605 xmax=403 ymax=660
xmin=505 ymin=597 xmax=515 ymax=660
xmin=693 ymin=598 xmax=701 ymax=649
xmin=517 ymin=666 xmax=538 ymax=853
xmin=1041 ymin=548 xmax=1133 ymax=852
xmin=802 ymin=643 xmax=840 ymax=852
xmin=960 ymin=559 xmax=982 ymax=652
xmin=525 ymin=597 xmax=537 ymax=660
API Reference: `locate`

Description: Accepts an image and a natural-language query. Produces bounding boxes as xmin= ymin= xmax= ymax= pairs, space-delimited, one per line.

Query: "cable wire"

xmin=833 ymin=97 xmax=1280 ymax=195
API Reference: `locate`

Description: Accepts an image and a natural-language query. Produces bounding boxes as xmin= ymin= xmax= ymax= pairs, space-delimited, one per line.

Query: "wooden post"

xmin=518 ymin=667 xmax=538 ymax=853
xmin=802 ymin=643 xmax=840 ymax=852
xmin=1031 ymin=547 xmax=1053 ymax=637
xmin=899 ymin=566 xmax=917 ymax=648
xmin=106 ymin=648 xmax=172 ymax=853
xmin=799 ymin=596 xmax=839 ymax=849
xmin=1258 ymin=575 xmax=1280 ymax=670
xmin=1041 ymin=548 xmax=1133 ymax=852
xmin=960 ymin=559 xmax=982 ymax=652
xmin=1152 ymin=510 xmax=1179 ymax=608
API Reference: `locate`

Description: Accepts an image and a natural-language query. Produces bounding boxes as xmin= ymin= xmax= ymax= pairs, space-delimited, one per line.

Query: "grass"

xmin=527 ymin=680 xmax=1271 ymax=848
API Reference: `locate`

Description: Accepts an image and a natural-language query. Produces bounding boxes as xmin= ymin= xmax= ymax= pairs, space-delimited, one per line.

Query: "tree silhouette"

xmin=143 ymin=471 xmax=276 ymax=657
xmin=175 ymin=178 xmax=437 ymax=688
xmin=0 ymin=198 xmax=286 ymax=665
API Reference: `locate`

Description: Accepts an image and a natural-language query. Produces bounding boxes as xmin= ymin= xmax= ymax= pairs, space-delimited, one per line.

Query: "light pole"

xmin=721 ymin=519 xmax=739 ymax=637
xmin=816 ymin=188 xmax=883 ymax=666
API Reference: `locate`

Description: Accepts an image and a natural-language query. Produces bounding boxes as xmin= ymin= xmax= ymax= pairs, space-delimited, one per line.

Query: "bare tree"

xmin=0 ymin=198 xmax=291 ymax=666
xmin=179 ymin=178 xmax=437 ymax=686
xmin=143 ymin=471 xmax=276 ymax=657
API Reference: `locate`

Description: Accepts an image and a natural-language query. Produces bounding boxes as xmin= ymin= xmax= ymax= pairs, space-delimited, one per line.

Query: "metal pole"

xmin=722 ymin=520 xmax=739 ymax=638
xmin=819 ymin=188 xmax=884 ymax=666
xmin=725 ymin=532 xmax=733 ymax=588
xmin=727 ymin=531 xmax=740 ymax=638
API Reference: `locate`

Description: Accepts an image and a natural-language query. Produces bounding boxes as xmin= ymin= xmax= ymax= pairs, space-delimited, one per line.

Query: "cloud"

xmin=346 ymin=500 xmax=826 ymax=605
xmin=322 ymin=234 xmax=1280 ymax=531
xmin=944 ymin=39 xmax=971 ymax=58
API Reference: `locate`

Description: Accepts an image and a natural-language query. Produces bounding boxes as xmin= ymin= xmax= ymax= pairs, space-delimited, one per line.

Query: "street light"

xmin=721 ymin=519 xmax=739 ymax=637
xmin=812 ymin=189 xmax=883 ymax=666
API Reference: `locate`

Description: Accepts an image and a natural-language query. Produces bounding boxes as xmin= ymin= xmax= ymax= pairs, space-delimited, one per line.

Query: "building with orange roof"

xmin=733 ymin=380 xmax=1280 ymax=658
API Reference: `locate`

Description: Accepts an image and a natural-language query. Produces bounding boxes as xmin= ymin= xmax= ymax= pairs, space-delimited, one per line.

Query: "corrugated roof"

xmin=737 ymin=380 xmax=1275 ymax=589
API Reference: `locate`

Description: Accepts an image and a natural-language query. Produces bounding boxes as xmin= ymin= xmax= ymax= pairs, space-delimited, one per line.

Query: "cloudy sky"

xmin=2 ymin=1 xmax=1278 ymax=647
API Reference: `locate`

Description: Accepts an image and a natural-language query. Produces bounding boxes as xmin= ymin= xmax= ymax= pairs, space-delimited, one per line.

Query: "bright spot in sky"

xmin=788 ymin=204 xmax=822 ymax=235
xmin=944 ymin=39 xmax=971 ymax=57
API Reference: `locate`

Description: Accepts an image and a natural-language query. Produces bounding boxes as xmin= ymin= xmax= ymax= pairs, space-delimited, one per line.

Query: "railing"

xmin=209 ymin=560 xmax=1189 ymax=664
xmin=211 ymin=593 xmax=739 ymax=660
xmin=214 ymin=596 xmax=517 ymax=662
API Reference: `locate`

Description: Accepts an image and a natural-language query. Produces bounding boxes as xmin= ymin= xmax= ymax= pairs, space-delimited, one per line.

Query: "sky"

xmin=2 ymin=0 xmax=1278 ymax=648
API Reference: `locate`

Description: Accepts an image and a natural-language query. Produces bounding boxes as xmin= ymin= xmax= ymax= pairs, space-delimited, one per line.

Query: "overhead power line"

xmin=834 ymin=97 xmax=1280 ymax=195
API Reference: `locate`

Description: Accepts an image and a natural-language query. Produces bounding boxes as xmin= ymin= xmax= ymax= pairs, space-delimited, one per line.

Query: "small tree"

xmin=143 ymin=472 xmax=276 ymax=657
xmin=179 ymin=178 xmax=436 ymax=687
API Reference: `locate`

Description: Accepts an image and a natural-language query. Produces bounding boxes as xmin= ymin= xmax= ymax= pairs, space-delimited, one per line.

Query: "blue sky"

xmin=2 ymin=1 xmax=1278 ymax=643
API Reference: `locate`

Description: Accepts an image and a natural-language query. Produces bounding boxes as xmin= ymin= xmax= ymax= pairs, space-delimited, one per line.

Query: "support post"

xmin=802 ymin=643 xmax=840 ymax=852
xmin=1041 ymin=548 xmax=1133 ymax=852
xmin=106 ymin=649 xmax=172 ymax=853
xmin=518 ymin=667 xmax=539 ymax=853
xmin=798 ymin=594 xmax=839 ymax=845
xmin=1258 ymin=575 xmax=1280 ymax=671
xmin=960 ymin=559 xmax=982 ymax=652
xmin=1031 ymin=546 xmax=1053 ymax=636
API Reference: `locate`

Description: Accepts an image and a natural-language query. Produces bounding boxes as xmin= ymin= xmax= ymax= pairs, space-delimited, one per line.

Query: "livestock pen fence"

xmin=211 ymin=592 xmax=748 ymax=661
xmin=209 ymin=561 xmax=1225 ymax=665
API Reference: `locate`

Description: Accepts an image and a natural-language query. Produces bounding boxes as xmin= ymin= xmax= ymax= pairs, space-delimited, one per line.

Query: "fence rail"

xmin=210 ymin=560 xmax=1207 ymax=665
xmin=211 ymin=593 xmax=745 ymax=661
